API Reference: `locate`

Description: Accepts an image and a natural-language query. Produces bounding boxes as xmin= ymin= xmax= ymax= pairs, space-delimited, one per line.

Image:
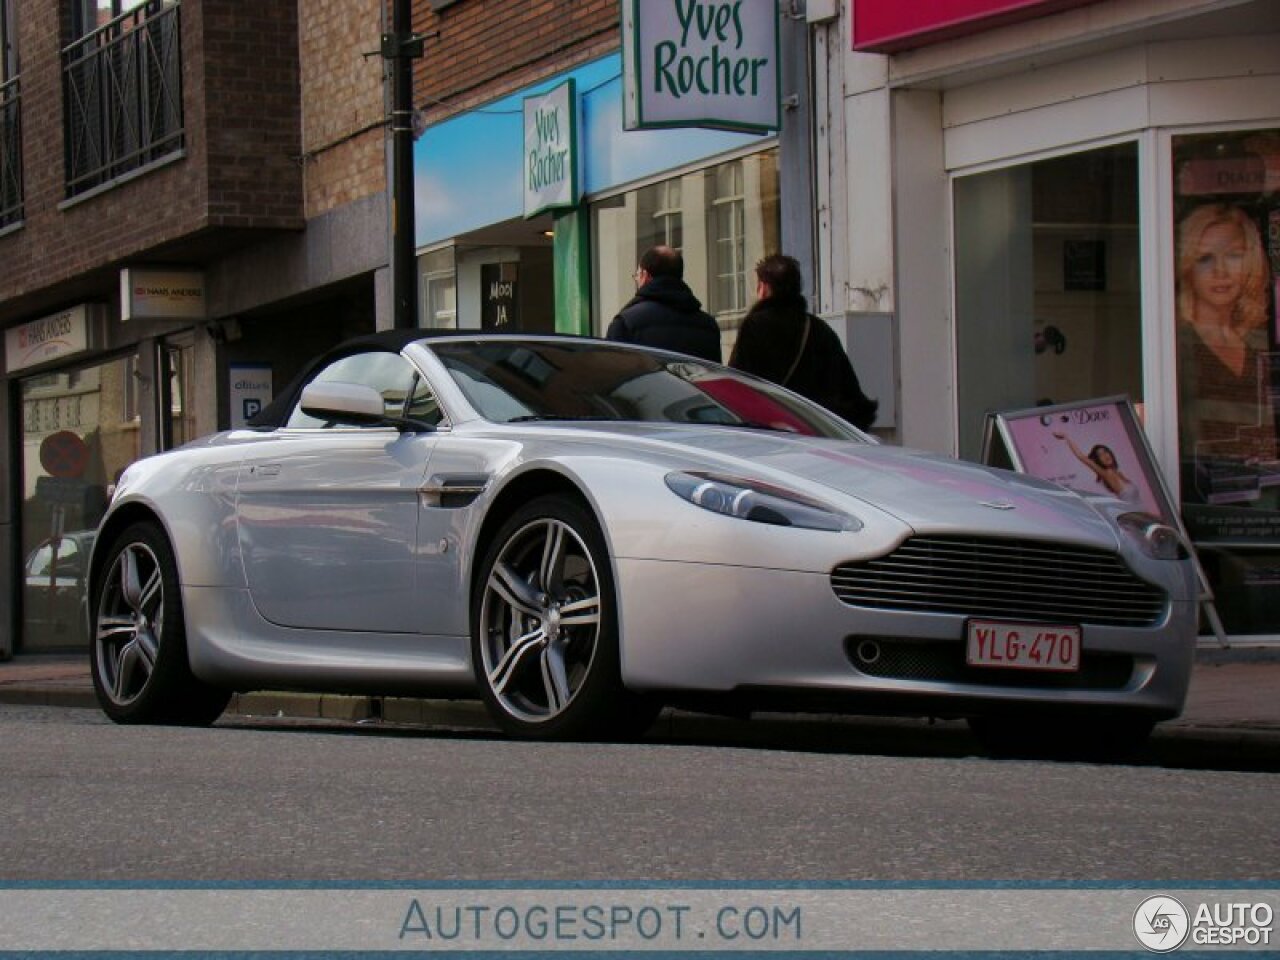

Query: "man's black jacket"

xmin=606 ymin=276 xmax=721 ymax=363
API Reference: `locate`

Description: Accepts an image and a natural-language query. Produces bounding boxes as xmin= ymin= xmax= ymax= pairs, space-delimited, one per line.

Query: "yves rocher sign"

xmin=852 ymin=0 xmax=1103 ymax=52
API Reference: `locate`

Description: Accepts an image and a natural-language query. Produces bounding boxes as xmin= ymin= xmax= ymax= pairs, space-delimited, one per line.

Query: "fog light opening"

xmin=855 ymin=639 xmax=882 ymax=665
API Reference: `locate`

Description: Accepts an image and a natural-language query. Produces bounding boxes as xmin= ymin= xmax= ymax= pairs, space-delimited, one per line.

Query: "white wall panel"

xmin=942 ymin=46 xmax=1148 ymax=130
xmin=1148 ymin=75 xmax=1280 ymax=127
xmin=892 ymin=89 xmax=952 ymax=453
xmin=844 ymin=89 xmax=895 ymax=313
xmin=944 ymin=86 xmax=1149 ymax=170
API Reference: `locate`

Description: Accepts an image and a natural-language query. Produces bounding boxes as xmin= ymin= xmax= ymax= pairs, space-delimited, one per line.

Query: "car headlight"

xmin=1118 ymin=512 xmax=1188 ymax=560
xmin=664 ymin=471 xmax=860 ymax=532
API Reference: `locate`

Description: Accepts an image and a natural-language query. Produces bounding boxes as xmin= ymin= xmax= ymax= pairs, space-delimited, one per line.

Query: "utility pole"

xmin=384 ymin=0 xmax=423 ymax=329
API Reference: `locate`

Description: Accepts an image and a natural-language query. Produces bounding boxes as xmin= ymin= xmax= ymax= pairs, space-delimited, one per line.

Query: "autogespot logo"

xmin=1134 ymin=895 xmax=1191 ymax=952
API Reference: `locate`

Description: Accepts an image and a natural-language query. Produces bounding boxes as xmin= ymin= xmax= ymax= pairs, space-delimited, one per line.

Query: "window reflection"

xmin=18 ymin=354 xmax=140 ymax=650
xmin=591 ymin=149 xmax=780 ymax=357
xmin=432 ymin=340 xmax=857 ymax=439
xmin=953 ymin=143 xmax=1142 ymax=461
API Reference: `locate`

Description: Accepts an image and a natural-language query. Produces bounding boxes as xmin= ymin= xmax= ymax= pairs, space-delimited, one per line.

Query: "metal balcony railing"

xmin=62 ymin=1 xmax=183 ymax=198
xmin=0 ymin=76 xmax=21 ymax=227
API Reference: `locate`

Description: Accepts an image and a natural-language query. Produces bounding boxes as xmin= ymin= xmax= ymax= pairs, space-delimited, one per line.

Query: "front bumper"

xmin=615 ymin=558 xmax=1197 ymax=718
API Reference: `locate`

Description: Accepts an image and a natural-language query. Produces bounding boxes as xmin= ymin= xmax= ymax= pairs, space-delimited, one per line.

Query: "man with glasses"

xmin=606 ymin=245 xmax=721 ymax=363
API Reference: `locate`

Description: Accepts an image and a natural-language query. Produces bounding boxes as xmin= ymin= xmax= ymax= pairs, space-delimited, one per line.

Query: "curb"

xmin=229 ymin=691 xmax=496 ymax=730
xmin=6 ymin=685 xmax=1277 ymax=760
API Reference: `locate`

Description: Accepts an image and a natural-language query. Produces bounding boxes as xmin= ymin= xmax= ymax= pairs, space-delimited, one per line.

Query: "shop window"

xmin=954 ymin=143 xmax=1142 ymax=461
xmin=163 ymin=338 xmax=195 ymax=448
xmin=18 ymin=354 xmax=140 ymax=651
xmin=638 ymin=179 xmax=683 ymax=252
xmin=427 ymin=275 xmax=457 ymax=329
xmin=419 ymin=246 xmax=457 ymax=329
xmin=590 ymin=148 xmax=780 ymax=351
xmin=1172 ymin=129 xmax=1280 ymax=634
xmin=708 ymin=160 xmax=748 ymax=318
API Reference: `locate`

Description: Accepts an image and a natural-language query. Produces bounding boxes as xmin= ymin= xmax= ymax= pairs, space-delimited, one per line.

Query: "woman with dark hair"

xmin=1054 ymin=432 xmax=1141 ymax=504
xmin=729 ymin=254 xmax=878 ymax=431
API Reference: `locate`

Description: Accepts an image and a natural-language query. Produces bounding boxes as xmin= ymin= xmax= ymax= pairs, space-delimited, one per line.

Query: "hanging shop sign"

xmin=622 ymin=0 xmax=780 ymax=134
xmin=523 ymin=79 xmax=579 ymax=218
xmin=481 ymin=263 xmax=520 ymax=330
xmin=4 ymin=304 xmax=104 ymax=374
xmin=851 ymin=0 xmax=1103 ymax=52
xmin=120 ymin=267 xmax=207 ymax=322
xmin=229 ymin=363 xmax=273 ymax=429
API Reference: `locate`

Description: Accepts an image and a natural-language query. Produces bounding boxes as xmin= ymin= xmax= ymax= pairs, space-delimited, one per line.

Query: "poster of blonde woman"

xmin=1174 ymin=201 xmax=1280 ymax=510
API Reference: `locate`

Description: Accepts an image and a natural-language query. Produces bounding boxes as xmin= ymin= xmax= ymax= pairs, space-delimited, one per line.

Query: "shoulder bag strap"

xmin=780 ymin=314 xmax=812 ymax=387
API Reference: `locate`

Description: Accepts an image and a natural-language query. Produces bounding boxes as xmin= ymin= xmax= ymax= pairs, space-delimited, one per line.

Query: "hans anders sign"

xmin=523 ymin=80 xmax=578 ymax=218
xmin=622 ymin=0 xmax=780 ymax=134
xmin=120 ymin=267 xmax=207 ymax=322
xmin=4 ymin=305 xmax=101 ymax=373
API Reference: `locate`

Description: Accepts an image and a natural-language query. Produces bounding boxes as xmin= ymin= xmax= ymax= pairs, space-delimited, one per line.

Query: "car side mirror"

xmin=299 ymin=381 xmax=434 ymax=432
xmin=300 ymin=381 xmax=386 ymax=425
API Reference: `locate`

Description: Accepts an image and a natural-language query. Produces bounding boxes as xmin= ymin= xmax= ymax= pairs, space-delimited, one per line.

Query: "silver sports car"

xmin=87 ymin=333 xmax=1198 ymax=750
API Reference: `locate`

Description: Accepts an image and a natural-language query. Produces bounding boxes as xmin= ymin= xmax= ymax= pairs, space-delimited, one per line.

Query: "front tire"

xmin=472 ymin=495 xmax=657 ymax=740
xmin=90 ymin=522 xmax=229 ymax=725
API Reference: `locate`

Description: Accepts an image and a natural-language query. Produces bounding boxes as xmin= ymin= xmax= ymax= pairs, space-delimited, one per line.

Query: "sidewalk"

xmin=1 ymin=647 xmax=1276 ymax=746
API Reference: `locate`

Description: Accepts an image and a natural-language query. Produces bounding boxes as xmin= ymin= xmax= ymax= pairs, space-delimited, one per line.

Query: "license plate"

xmin=966 ymin=620 xmax=1081 ymax=672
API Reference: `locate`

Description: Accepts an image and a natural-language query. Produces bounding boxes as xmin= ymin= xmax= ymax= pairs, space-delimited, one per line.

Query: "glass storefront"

xmin=18 ymin=352 xmax=140 ymax=650
xmin=953 ymin=132 xmax=1280 ymax=635
xmin=420 ymin=247 xmax=458 ymax=330
xmin=1172 ymin=128 xmax=1280 ymax=634
xmin=590 ymin=149 xmax=780 ymax=356
xmin=954 ymin=142 xmax=1143 ymax=462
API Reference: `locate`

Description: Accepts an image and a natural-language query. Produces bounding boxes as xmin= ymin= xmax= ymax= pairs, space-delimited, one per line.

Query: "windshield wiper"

xmin=505 ymin=414 xmax=618 ymax=423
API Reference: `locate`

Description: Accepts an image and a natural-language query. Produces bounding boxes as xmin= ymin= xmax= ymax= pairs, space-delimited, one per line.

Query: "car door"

xmin=235 ymin=350 xmax=437 ymax=634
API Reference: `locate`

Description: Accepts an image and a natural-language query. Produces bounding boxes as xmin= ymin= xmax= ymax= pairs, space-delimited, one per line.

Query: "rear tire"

xmin=90 ymin=522 xmax=229 ymax=725
xmin=471 ymin=494 xmax=659 ymax=740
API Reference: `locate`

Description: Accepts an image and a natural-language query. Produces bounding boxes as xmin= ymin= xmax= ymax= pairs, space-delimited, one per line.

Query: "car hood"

xmin=532 ymin=423 xmax=1124 ymax=549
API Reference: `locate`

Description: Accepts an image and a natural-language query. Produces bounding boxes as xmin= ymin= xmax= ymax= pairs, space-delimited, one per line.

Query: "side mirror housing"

xmin=298 ymin=381 xmax=434 ymax=432
xmin=299 ymin=381 xmax=388 ymax=426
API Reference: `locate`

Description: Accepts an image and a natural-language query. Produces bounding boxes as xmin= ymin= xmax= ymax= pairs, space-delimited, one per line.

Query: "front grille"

xmin=847 ymin=637 xmax=1135 ymax=690
xmin=831 ymin=536 xmax=1167 ymax=627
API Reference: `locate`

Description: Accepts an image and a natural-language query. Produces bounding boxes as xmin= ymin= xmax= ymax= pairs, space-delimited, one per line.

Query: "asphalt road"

xmin=0 ymin=704 xmax=1276 ymax=882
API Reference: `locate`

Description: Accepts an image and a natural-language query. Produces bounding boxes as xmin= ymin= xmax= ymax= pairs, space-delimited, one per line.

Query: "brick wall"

xmin=299 ymin=0 xmax=387 ymax=219
xmin=201 ymin=1 xmax=305 ymax=228
xmin=413 ymin=0 xmax=620 ymax=123
xmin=0 ymin=0 xmax=304 ymax=323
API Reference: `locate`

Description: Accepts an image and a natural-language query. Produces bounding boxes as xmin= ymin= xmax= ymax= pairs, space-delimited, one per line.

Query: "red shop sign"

xmin=852 ymin=0 xmax=1103 ymax=52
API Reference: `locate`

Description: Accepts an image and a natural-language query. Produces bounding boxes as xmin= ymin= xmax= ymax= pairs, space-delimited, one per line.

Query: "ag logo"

xmin=1133 ymin=895 xmax=1190 ymax=952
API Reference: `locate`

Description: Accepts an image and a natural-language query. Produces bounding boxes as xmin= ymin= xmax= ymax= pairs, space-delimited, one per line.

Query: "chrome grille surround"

xmin=831 ymin=536 xmax=1167 ymax=627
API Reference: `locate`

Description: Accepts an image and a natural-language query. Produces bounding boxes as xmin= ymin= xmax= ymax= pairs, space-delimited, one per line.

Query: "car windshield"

xmin=429 ymin=340 xmax=866 ymax=440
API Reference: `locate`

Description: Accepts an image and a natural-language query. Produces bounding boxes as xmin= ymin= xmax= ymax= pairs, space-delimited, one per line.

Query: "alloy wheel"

xmin=94 ymin=541 xmax=165 ymax=708
xmin=477 ymin=517 xmax=602 ymax=724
